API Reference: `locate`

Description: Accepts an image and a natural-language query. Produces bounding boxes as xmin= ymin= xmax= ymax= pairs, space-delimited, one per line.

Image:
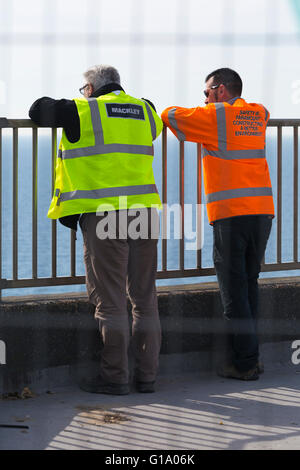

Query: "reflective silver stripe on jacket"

xmin=89 ymin=98 xmax=105 ymax=146
xmin=203 ymin=103 xmax=266 ymax=160
xmin=59 ymin=184 xmax=159 ymax=203
xmin=143 ymin=100 xmax=157 ymax=141
xmin=168 ymin=108 xmax=186 ymax=141
xmin=61 ymin=98 xmax=154 ymax=160
xmin=206 ymin=187 xmax=273 ymax=204
xmin=62 ymin=143 xmax=154 ymax=159
xmin=262 ymin=106 xmax=269 ymax=122
xmin=202 ymin=147 xmax=266 ymax=160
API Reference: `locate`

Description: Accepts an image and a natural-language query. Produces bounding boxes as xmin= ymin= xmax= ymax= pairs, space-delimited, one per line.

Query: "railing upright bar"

xmin=197 ymin=143 xmax=202 ymax=270
xmin=277 ymin=125 xmax=282 ymax=265
xmin=294 ymin=126 xmax=298 ymax=263
xmin=0 ymin=129 xmax=2 ymax=300
xmin=51 ymin=128 xmax=57 ymax=278
xmin=12 ymin=128 xmax=18 ymax=280
xmin=161 ymin=126 xmax=167 ymax=272
xmin=32 ymin=128 xmax=38 ymax=278
xmin=70 ymin=230 xmax=76 ymax=277
xmin=179 ymin=141 xmax=184 ymax=272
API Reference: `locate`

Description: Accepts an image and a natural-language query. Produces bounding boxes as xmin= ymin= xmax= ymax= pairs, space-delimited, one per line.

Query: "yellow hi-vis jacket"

xmin=48 ymin=91 xmax=163 ymax=219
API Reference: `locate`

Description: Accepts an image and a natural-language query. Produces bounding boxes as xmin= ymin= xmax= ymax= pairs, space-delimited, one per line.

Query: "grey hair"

xmin=83 ymin=65 xmax=121 ymax=90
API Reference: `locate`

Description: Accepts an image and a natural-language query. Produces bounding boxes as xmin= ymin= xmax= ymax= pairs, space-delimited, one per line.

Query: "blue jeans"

xmin=213 ymin=215 xmax=272 ymax=372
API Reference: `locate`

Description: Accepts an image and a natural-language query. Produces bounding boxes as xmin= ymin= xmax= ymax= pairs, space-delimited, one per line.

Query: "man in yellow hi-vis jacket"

xmin=29 ymin=65 xmax=163 ymax=395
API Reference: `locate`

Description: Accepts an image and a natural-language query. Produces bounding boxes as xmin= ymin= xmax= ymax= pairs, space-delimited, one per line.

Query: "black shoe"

xmin=79 ymin=375 xmax=130 ymax=395
xmin=217 ymin=364 xmax=259 ymax=381
xmin=257 ymin=361 xmax=264 ymax=374
xmin=136 ymin=381 xmax=155 ymax=393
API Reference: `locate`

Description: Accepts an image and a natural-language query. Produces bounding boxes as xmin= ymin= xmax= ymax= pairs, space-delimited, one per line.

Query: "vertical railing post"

xmin=179 ymin=140 xmax=184 ymax=272
xmin=0 ymin=128 xmax=2 ymax=300
xmin=197 ymin=143 xmax=202 ymax=270
xmin=70 ymin=230 xmax=76 ymax=277
xmin=13 ymin=127 xmax=18 ymax=281
xmin=294 ymin=126 xmax=298 ymax=263
xmin=161 ymin=126 xmax=167 ymax=272
xmin=277 ymin=125 xmax=282 ymax=265
xmin=51 ymin=128 xmax=57 ymax=278
xmin=32 ymin=127 xmax=38 ymax=278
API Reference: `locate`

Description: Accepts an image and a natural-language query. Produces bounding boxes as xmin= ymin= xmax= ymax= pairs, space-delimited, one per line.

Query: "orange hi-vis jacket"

xmin=161 ymin=98 xmax=275 ymax=224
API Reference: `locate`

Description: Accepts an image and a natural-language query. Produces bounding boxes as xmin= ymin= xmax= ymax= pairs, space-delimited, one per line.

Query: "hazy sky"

xmin=1 ymin=0 xmax=300 ymax=118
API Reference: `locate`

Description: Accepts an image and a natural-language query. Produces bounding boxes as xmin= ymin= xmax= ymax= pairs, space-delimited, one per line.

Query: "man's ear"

xmin=219 ymin=84 xmax=225 ymax=96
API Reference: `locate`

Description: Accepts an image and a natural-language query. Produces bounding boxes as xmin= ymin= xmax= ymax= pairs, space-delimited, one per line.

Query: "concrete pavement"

xmin=1 ymin=363 xmax=300 ymax=450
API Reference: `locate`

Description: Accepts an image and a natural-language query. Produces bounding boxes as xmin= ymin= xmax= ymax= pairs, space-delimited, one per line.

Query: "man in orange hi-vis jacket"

xmin=162 ymin=68 xmax=274 ymax=381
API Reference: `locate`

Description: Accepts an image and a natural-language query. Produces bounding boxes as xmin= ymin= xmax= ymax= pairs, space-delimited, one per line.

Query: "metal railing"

xmin=0 ymin=117 xmax=300 ymax=298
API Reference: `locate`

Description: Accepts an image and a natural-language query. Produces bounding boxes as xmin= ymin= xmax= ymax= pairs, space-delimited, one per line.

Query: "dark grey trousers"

xmin=80 ymin=209 xmax=161 ymax=385
xmin=213 ymin=215 xmax=272 ymax=372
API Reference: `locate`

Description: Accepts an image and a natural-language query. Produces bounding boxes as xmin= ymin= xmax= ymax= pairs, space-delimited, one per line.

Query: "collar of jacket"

xmin=227 ymin=96 xmax=241 ymax=105
xmin=91 ymin=83 xmax=125 ymax=98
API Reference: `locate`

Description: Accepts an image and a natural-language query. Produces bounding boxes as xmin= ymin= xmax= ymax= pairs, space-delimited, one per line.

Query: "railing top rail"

xmin=268 ymin=119 xmax=300 ymax=127
xmin=0 ymin=118 xmax=38 ymax=128
xmin=1 ymin=118 xmax=300 ymax=129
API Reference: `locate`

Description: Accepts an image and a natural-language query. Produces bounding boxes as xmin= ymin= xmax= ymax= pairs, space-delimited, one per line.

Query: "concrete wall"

xmin=0 ymin=278 xmax=300 ymax=393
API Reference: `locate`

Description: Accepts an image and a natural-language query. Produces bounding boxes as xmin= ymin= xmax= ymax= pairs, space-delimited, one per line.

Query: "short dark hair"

xmin=205 ymin=68 xmax=243 ymax=97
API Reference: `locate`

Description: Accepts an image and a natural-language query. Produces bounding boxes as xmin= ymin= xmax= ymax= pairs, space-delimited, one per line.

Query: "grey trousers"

xmin=80 ymin=209 xmax=161 ymax=385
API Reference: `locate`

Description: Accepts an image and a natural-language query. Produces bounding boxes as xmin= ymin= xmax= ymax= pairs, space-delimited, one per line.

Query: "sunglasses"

xmin=79 ymin=84 xmax=89 ymax=95
xmin=204 ymin=84 xmax=221 ymax=98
